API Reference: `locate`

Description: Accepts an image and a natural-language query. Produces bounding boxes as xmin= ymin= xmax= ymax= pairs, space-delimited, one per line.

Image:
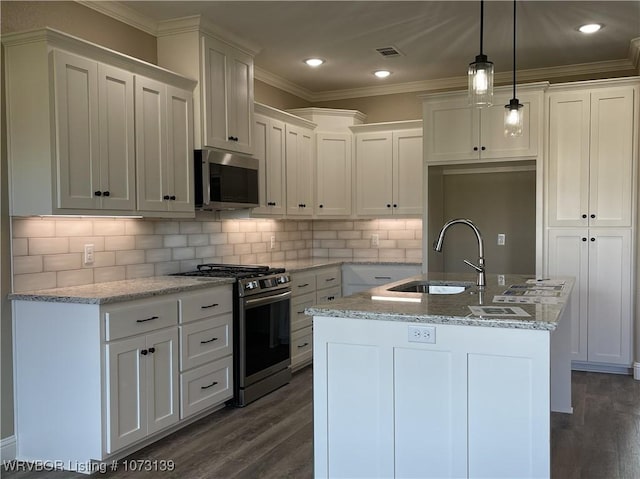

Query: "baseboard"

xmin=634 ymin=362 xmax=640 ymax=380
xmin=571 ymin=361 xmax=633 ymax=375
xmin=0 ymin=435 xmax=16 ymax=462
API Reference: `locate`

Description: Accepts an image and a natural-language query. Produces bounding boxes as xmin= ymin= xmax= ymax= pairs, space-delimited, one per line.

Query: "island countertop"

xmin=306 ymin=273 xmax=574 ymax=331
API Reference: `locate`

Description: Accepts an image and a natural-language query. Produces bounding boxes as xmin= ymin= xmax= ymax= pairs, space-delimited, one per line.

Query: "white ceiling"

xmin=96 ymin=1 xmax=639 ymax=100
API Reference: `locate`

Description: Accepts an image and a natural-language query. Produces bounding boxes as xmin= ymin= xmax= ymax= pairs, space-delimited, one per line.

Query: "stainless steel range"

xmin=176 ymin=264 xmax=292 ymax=406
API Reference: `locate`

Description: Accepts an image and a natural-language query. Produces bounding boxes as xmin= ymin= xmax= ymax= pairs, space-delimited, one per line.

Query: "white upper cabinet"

xmin=136 ymin=77 xmax=194 ymax=213
xmin=97 ymin=63 xmax=136 ymax=211
xmin=352 ymin=121 xmax=423 ymax=216
xmin=157 ymin=18 xmax=256 ymax=154
xmin=202 ymin=36 xmax=254 ymax=154
xmin=286 ymin=107 xmax=367 ymax=218
xmin=285 ymin=124 xmax=315 ymax=217
xmin=422 ymin=87 xmax=543 ymax=164
xmin=253 ymin=110 xmax=287 ymax=216
xmin=3 ymin=29 xmax=196 ymax=217
xmin=547 ymin=85 xmax=637 ymax=227
xmin=316 ymin=133 xmax=352 ymax=216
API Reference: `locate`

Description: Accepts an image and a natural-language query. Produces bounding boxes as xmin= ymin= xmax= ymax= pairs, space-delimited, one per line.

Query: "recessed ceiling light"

xmin=578 ymin=23 xmax=603 ymax=34
xmin=304 ymin=58 xmax=325 ymax=67
xmin=374 ymin=70 xmax=392 ymax=79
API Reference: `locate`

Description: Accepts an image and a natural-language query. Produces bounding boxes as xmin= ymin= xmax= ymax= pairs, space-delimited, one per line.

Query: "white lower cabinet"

xmin=313 ymin=317 xmax=552 ymax=479
xmin=547 ymin=228 xmax=632 ymax=367
xmin=289 ymin=266 xmax=341 ymax=371
xmin=178 ymin=286 xmax=234 ymax=418
xmin=106 ymin=327 xmax=179 ymax=453
xmin=12 ymin=283 xmax=233 ymax=471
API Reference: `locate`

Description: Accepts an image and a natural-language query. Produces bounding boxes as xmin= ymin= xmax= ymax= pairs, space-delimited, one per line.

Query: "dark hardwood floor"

xmin=3 ymin=368 xmax=639 ymax=479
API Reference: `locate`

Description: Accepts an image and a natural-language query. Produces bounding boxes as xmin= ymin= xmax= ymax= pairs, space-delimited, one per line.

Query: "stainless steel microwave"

xmin=194 ymin=149 xmax=259 ymax=210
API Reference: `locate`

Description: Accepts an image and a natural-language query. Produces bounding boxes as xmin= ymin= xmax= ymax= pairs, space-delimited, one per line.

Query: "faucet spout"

xmin=433 ymin=218 xmax=486 ymax=288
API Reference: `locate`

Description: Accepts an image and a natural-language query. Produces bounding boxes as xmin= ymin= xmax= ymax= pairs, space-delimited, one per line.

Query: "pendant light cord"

xmin=480 ymin=0 xmax=485 ymax=55
xmin=512 ymin=0 xmax=517 ymax=99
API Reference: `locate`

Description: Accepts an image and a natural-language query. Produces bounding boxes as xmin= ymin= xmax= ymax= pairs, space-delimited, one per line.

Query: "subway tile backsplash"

xmin=10 ymin=217 xmax=423 ymax=292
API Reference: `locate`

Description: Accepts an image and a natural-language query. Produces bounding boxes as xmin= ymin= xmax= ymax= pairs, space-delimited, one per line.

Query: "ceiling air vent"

xmin=375 ymin=46 xmax=404 ymax=58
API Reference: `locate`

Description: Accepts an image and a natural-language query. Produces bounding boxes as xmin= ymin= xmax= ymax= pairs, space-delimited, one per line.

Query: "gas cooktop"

xmin=175 ymin=263 xmax=286 ymax=279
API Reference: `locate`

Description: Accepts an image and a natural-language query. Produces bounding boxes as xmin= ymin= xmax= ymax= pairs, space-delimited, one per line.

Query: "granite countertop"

xmin=306 ymin=273 xmax=574 ymax=331
xmin=275 ymin=258 xmax=421 ymax=273
xmin=8 ymin=276 xmax=235 ymax=305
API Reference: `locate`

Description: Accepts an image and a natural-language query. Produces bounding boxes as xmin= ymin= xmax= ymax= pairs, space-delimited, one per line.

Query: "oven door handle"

xmin=244 ymin=290 xmax=292 ymax=307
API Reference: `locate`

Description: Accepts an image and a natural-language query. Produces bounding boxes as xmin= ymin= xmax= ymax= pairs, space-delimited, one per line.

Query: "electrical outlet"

xmin=270 ymin=235 xmax=275 ymax=249
xmin=83 ymin=244 xmax=95 ymax=265
xmin=371 ymin=234 xmax=380 ymax=247
xmin=498 ymin=274 xmax=506 ymax=286
xmin=497 ymin=233 xmax=506 ymax=246
xmin=408 ymin=325 xmax=436 ymax=344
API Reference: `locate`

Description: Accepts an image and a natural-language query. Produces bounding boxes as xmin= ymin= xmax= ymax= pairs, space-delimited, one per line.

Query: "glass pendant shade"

xmin=504 ymin=98 xmax=523 ymax=137
xmin=468 ymin=54 xmax=494 ymax=107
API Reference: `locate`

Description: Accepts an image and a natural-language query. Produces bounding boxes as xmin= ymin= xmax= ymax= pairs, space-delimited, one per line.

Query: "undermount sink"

xmin=388 ymin=280 xmax=474 ymax=294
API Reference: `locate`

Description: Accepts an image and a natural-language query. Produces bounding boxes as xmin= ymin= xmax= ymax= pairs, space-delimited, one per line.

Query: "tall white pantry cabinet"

xmin=545 ymin=78 xmax=639 ymax=373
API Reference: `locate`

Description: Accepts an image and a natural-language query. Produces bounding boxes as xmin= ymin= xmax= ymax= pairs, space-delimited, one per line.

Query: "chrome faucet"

xmin=433 ymin=218 xmax=486 ymax=288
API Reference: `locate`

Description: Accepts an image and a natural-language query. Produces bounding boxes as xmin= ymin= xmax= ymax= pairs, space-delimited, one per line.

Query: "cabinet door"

xmin=53 ymin=50 xmax=100 ymax=209
xmin=226 ymin=48 xmax=254 ymax=155
xmin=547 ymin=92 xmax=591 ymax=227
xmin=588 ymin=87 xmax=635 ymax=227
xmin=587 ymin=229 xmax=632 ymax=365
xmin=285 ymin=124 xmax=314 ymax=216
xmin=202 ymin=36 xmax=253 ymax=154
xmin=355 ymin=132 xmax=393 ymax=215
xmin=393 ymin=129 xmax=422 ymax=215
xmin=423 ymin=98 xmax=478 ymax=163
xmin=135 ymin=76 xmax=167 ymax=211
xmin=166 ymin=86 xmax=194 ymax=212
xmin=546 ymin=229 xmax=588 ymax=361
xmin=480 ymin=91 xmax=539 ymax=159
xmin=253 ymin=114 xmax=286 ymax=215
xmin=316 ymin=133 xmax=352 ymax=216
xmin=98 ymin=63 xmax=135 ymax=211
xmin=146 ymin=328 xmax=180 ymax=435
xmin=202 ymin=36 xmax=229 ymax=151
xmin=106 ymin=335 xmax=147 ymax=453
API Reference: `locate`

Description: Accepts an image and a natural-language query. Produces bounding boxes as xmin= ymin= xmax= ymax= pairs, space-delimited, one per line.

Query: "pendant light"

xmin=505 ymin=0 xmax=523 ymax=136
xmin=468 ymin=0 xmax=494 ymax=107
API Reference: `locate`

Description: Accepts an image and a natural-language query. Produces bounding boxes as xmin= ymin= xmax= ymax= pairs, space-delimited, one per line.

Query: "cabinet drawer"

xmin=316 ymin=268 xmax=341 ymax=289
xmin=179 ymin=286 xmax=233 ymax=323
xmin=105 ymin=299 xmax=178 ymax=341
xmin=291 ymin=272 xmax=317 ymax=296
xmin=291 ymin=292 xmax=315 ymax=332
xmin=180 ymin=356 xmax=233 ymax=419
xmin=317 ymin=286 xmax=341 ymax=304
xmin=180 ymin=315 xmax=232 ymax=371
xmin=291 ymin=327 xmax=313 ymax=370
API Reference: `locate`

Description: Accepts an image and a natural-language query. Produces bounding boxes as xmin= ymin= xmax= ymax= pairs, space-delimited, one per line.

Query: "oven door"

xmin=238 ymin=289 xmax=292 ymax=388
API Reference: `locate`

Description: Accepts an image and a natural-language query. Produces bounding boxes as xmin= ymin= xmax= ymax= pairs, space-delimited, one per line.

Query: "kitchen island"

xmin=307 ymin=273 xmax=573 ymax=479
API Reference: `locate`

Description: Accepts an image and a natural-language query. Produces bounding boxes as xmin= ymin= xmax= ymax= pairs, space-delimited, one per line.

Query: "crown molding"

xmin=76 ymin=1 xmax=158 ymax=36
xmin=254 ymin=66 xmax=316 ymax=102
xmin=255 ymin=58 xmax=636 ymax=103
xmin=630 ymin=37 xmax=640 ymax=74
xmin=157 ymin=15 xmax=260 ymax=56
